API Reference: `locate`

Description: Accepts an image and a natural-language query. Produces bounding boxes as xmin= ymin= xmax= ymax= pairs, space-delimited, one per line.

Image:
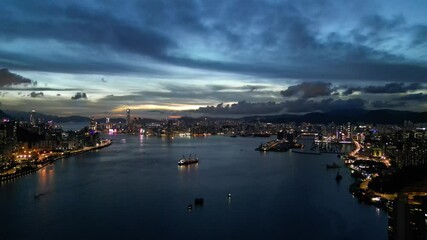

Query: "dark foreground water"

xmin=0 ymin=135 xmax=387 ymax=240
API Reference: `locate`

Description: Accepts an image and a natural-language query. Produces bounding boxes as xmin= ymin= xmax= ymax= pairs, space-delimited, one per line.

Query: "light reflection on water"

xmin=178 ymin=164 xmax=199 ymax=174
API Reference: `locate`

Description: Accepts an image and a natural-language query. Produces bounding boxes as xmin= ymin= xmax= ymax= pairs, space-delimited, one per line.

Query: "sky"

xmin=0 ymin=0 xmax=426 ymax=119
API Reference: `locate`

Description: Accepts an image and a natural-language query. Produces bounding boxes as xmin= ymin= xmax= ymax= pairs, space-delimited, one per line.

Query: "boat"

xmin=326 ymin=162 xmax=341 ymax=169
xmin=178 ymin=154 xmax=199 ymax=166
xmin=335 ymin=172 xmax=342 ymax=181
xmin=34 ymin=193 xmax=45 ymax=199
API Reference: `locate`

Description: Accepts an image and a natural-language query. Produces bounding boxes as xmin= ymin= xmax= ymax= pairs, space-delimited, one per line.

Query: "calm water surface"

xmin=0 ymin=135 xmax=387 ymax=240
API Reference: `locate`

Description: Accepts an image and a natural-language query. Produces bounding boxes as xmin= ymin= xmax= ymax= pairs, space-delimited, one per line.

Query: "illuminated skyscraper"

xmin=126 ymin=109 xmax=131 ymax=126
xmin=30 ymin=109 xmax=36 ymax=126
xmin=89 ymin=116 xmax=97 ymax=131
xmin=347 ymin=122 xmax=351 ymax=139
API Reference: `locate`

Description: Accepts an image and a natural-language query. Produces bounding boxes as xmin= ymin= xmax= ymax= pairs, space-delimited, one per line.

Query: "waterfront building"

xmin=89 ymin=117 xmax=97 ymax=131
xmin=0 ymin=120 xmax=17 ymax=163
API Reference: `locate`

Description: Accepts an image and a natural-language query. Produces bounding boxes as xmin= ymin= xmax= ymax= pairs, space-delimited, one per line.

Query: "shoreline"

xmin=0 ymin=140 xmax=112 ymax=183
xmin=346 ymin=140 xmax=398 ymax=210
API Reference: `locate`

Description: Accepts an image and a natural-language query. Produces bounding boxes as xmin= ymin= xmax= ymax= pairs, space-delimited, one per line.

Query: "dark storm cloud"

xmin=194 ymin=98 xmax=366 ymax=115
xmin=71 ymin=92 xmax=88 ymax=100
xmin=0 ymin=50 xmax=156 ymax=74
xmin=342 ymin=82 xmax=422 ymax=95
xmin=0 ymin=2 xmax=173 ymax=57
xmin=195 ymin=101 xmax=286 ymax=115
xmin=29 ymin=92 xmax=44 ymax=98
xmin=155 ymin=3 xmax=427 ymax=82
xmin=207 ymin=84 xmax=268 ymax=92
xmin=0 ymin=68 xmax=31 ymax=87
xmin=0 ymin=0 xmax=426 ymax=82
xmin=411 ymin=26 xmax=427 ymax=46
xmin=283 ymin=98 xmax=366 ymax=113
xmin=99 ymin=83 xmax=279 ymax=105
xmin=399 ymin=93 xmax=427 ymax=102
xmin=0 ymin=1 xmax=174 ymax=74
xmin=281 ymin=82 xmax=334 ymax=99
xmin=348 ymin=14 xmax=406 ymax=46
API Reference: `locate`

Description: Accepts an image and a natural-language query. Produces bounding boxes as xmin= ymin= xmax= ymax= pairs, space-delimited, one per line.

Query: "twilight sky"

xmin=0 ymin=0 xmax=426 ymax=118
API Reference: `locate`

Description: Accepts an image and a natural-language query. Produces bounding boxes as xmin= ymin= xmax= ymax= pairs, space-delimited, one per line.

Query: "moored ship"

xmin=178 ymin=154 xmax=199 ymax=165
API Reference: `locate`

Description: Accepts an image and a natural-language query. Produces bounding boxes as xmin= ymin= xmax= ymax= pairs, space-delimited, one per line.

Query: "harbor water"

xmin=0 ymin=135 xmax=387 ymax=240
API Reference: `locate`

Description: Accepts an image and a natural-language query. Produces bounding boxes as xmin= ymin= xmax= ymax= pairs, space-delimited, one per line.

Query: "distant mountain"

xmin=244 ymin=109 xmax=427 ymax=124
xmin=3 ymin=109 xmax=426 ymax=125
xmin=4 ymin=110 xmax=90 ymax=123
xmin=3 ymin=110 xmax=162 ymax=124
xmin=0 ymin=68 xmax=32 ymax=86
xmin=0 ymin=109 xmax=11 ymax=119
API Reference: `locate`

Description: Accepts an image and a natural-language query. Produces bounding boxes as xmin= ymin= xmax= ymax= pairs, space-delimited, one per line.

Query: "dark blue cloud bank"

xmin=0 ymin=0 xmax=426 ymax=117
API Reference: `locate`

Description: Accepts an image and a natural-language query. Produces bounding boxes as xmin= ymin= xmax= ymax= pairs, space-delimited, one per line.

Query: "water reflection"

xmin=139 ymin=134 xmax=145 ymax=147
xmin=177 ymin=164 xmax=199 ymax=174
xmin=0 ymin=135 xmax=389 ymax=240
xmin=37 ymin=165 xmax=55 ymax=186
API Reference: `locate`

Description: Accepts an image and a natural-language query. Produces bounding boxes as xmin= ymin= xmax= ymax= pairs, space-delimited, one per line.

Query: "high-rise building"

xmin=126 ymin=109 xmax=131 ymax=126
xmin=0 ymin=120 xmax=17 ymax=162
xmin=388 ymin=193 xmax=427 ymax=240
xmin=89 ymin=116 xmax=97 ymax=131
xmin=347 ymin=122 xmax=351 ymax=139
xmin=30 ymin=109 xmax=36 ymax=126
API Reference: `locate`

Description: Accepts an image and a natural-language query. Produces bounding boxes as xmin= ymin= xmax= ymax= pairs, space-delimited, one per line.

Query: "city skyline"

xmin=0 ymin=0 xmax=426 ymax=118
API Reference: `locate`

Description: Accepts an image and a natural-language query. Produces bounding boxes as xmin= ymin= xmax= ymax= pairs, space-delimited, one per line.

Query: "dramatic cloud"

xmin=0 ymin=68 xmax=31 ymax=87
xmin=71 ymin=92 xmax=88 ymax=100
xmin=342 ymin=82 xmax=422 ymax=95
xmin=281 ymin=82 xmax=334 ymax=99
xmin=194 ymin=98 xmax=366 ymax=115
xmin=207 ymin=84 xmax=269 ymax=92
xmin=195 ymin=101 xmax=286 ymax=115
xmin=0 ymin=0 xmax=426 ymax=117
xmin=399 ymin=93 xmax=427 ymax=102
xmin=98 ymin=82 xmax=280 ymax=106
xmin=283 ymin=98 xmax=366 ymax=113
xmin=0 ymin=1 xmax=426 ymax=82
